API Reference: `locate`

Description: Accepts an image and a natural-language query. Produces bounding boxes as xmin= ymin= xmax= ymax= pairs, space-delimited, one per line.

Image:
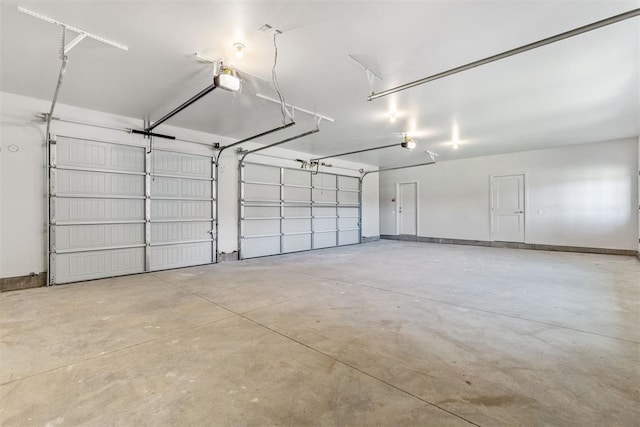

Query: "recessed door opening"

xmin=491 ymin=174 xmax=525 ymax=243
xmin=397 ymin=182 xmax=418 ymax=236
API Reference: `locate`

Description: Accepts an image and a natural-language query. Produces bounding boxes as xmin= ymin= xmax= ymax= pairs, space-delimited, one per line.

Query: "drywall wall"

xmin=0 ymin=91 xmax=378 ymax=278
xmin=379 ymin=138 xmax=638 ymax=251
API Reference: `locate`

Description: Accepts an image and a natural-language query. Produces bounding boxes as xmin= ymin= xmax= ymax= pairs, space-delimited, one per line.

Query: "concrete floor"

xmin=1 ymin=240 xmax=639 ymax=426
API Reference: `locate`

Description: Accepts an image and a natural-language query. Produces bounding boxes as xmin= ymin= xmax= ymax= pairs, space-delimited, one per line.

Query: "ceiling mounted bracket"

xmin=348 ymin=54 xmax=383 ymax=97
xmin=195 ymin=52 xmax=223 ymax=76
xmin=256 ymin=94 xmax=334 ymax=123
xmin=64 ymin=33 xmax=87 ymax=55
xmin=366 ymin=69 xmax=377 ymax=97
xmin=58 ymin=26 xmax=66 ymax=59
xmin=17 ymin=6 xmax=129 ymax=138
xmin=18 ymin=7 xmax=129 ymax=52
xmin=426 ymin=150 xmax=439 ymax=162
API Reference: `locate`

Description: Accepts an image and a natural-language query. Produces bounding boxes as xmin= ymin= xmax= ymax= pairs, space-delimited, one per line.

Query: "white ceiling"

xmin=1 ymin=0 xmax=638 ymax=166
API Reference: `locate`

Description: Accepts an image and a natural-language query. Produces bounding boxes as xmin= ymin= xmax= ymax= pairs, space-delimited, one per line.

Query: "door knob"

xmin=515 ymin=210 xmax=524 ymax=214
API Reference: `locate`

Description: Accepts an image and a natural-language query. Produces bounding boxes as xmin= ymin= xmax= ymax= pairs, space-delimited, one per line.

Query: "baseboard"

xmin=218 ymin=252 xmax=239 ymax=262
xmin=380 ymin=235 xmax=638 ymax=257
xmin=0 ymin=272 xmax=47 ymax=292
xmin=361 ymin=235 xmax=380 ymax=243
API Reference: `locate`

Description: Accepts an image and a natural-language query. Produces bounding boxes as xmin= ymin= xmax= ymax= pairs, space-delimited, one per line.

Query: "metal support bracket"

xmin=19 ymin=7 xmax=129 ymax=51
xmin=64 ymin=33 xmax=87 ymax=54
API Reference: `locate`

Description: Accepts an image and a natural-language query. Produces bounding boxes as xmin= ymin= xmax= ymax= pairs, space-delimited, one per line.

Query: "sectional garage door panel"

xmin=150 ymin=222 xmax=212 ymax=244
xmin=149 ymin=242 xmax=212 ymax=270
xmin=50 ymin=136 xmax=216 ymax=284
xmin=338 ymin=175 xmax=359 ymax=189
xmin=56 ymin=169 xmax=144 ymax=197
xmin=282 ymin=234 xmax=311 ymax=253
xmin=57 ymin=137 xmax=145 ymax=172
xmin=241 ymin=236 xmax=281 ymax=259
xmin=339 ymin=230 xmax=360 ymax=245
xmin=240 ymin=162 xmax=360 ymax=259
xmin=313 ymin=232 xmax=338 ymax=249
xmin=149 ymin=149 xmax=215 ymax=272
xmin=152 ymin=150 xmax=212 ymax=178
xmin=151 ymin=176 xmax=212 ymax=199
xmin=54 ymin=198 xmax=145 ymax=222
xmin=55 ymin=223 xmax=145 ymax=251
xmin=283 ymin=168 xmax=310 ymax=186
xmin=54 ymin=248 xmax=145 ymax=283
xmin=244 ymin=163 xmax=281 ymax=183
xmin=150 ymin=200 xmax=212 ymax=221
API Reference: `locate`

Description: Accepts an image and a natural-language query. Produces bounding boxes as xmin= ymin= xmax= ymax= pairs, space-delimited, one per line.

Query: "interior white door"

xmin=492 ymin=174 xmax=525 ymax=242
xmin=398 ymin=182 xmax=417 ymax=235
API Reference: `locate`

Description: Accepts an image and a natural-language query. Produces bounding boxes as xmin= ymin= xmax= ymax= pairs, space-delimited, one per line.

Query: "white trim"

xmin=489 ymin=173 xmax=527 ymax=243
xmin=395 ymin=181 xmax=419 ymax=236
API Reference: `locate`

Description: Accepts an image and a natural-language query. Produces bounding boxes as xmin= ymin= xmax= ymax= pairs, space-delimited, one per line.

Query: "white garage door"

xmin=149 ymin=149 xmax=215 ymax=270
xmin=49 ymin=135 xmax=215 ymax=284
xmin=240 ymin=162 xmax=361 ymax=259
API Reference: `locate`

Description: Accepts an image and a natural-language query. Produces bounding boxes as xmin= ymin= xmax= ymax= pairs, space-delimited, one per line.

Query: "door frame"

xmin=395 ymin=181 xmax=419 ymax=236
xmin=489 ymin=173 xmax=528 ymax=243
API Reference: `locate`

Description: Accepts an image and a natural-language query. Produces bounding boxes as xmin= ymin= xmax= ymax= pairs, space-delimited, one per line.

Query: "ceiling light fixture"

xmin=451 ymin=120 xmax=460 ymax=149
xmin=233 ymin=42 xmax=245 ymax=59
xmin=389 ymin=113 xmax=397 ymax=123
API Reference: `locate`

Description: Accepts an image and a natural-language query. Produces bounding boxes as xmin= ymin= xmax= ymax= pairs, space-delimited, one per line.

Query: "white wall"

xmin=0 ymin=92 xmax=379 ymax=278
xmin=379 ymin=139 xmax=638 ymax=251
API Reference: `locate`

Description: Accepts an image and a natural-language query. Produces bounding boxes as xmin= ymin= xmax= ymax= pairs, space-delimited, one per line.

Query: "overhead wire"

xmin=272 ymin=33 xmax=292 ymax=124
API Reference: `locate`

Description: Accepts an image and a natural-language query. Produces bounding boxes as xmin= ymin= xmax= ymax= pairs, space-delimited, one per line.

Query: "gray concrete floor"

xmin=1 ymin=240 xmax=639 ymax=426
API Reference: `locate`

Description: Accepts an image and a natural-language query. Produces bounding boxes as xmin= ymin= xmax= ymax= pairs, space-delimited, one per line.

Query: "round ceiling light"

xmin=233 ymin=42 xmax=245 ymax=59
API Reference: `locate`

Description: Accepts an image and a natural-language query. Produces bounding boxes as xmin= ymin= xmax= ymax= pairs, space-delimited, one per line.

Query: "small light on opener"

xmin=389 ymin=113 xmax=397 ymax=123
